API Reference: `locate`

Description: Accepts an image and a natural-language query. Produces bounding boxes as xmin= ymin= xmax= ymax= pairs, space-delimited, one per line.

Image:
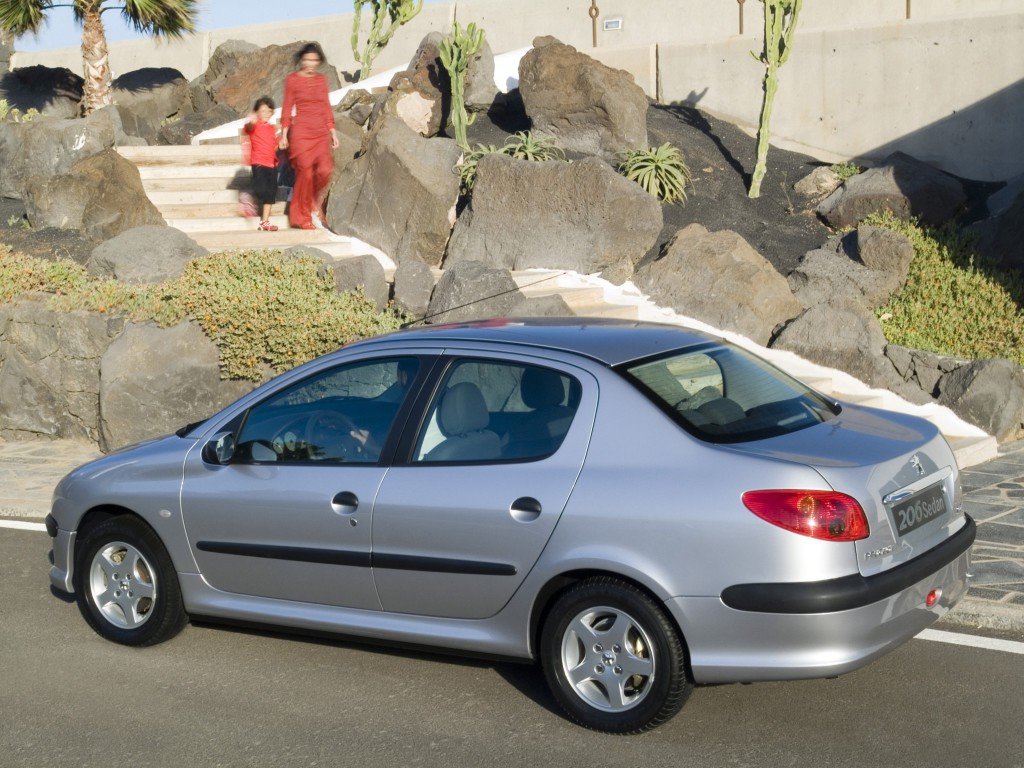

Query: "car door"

xmin=180 ymin=354 xmax=432 ymax=610
xmin=371 ymin=353 xmax=598 ymax=619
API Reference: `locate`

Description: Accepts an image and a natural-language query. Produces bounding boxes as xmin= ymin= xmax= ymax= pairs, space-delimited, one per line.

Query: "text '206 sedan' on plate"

xmin=47 ymin=319 xmax=974 ymax=733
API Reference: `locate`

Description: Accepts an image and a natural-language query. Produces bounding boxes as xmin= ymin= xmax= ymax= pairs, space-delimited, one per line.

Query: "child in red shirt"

xmin=241 ymin=96 xmax=281 ymax=231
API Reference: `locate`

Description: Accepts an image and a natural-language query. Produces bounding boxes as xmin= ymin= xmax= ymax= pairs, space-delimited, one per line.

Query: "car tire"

xmin=74 ymin=515 xmax=188 ymax=647
xmin=540 ymin=577 xmax=689 ymax=733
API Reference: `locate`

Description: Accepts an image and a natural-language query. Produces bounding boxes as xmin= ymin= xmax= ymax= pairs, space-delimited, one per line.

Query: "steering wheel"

xmin=304 ymin=410 xmax=363 ymax=461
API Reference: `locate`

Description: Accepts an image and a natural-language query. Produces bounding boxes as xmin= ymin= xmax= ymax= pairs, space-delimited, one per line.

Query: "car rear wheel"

xmin=74 ymin=515 xmax=188 ymax=646
xmin=540 ymin=577 xmax=690 ymax=733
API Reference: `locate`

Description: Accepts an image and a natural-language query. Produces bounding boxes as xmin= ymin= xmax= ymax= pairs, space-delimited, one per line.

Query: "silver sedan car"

xmin=47 ymin=319 xmax=974 ymax=733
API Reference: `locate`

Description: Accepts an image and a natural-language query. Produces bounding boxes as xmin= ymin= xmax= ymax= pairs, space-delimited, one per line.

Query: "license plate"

xmin=890 ymin=483 xmax=947 ymax=537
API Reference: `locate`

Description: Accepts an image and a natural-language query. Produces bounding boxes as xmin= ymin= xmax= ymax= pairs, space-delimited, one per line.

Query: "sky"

xmin=14 ymin=0 xmax=444 ymax=52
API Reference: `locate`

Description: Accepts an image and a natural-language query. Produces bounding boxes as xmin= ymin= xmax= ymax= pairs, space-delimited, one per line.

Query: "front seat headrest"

xmin=438 ymin=382 xmax=490 ymax=437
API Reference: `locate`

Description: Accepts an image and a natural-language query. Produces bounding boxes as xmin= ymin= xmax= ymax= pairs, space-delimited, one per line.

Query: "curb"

xmin=937 ymin=597 xmax=1024 ymax=634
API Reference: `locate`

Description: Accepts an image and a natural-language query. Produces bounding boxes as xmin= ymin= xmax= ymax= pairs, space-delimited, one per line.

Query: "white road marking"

xmin=0 ymin=520 xmax=47 ymax=532
xmin=917 ymin=628 xmax=1024 ymax=655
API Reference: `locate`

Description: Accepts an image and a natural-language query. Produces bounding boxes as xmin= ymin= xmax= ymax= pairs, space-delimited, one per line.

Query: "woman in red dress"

xmin=280 ymin=43 xmax=339 ymax=230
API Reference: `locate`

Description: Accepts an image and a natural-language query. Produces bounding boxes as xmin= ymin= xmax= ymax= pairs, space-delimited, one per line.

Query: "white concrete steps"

xmin=166 ymin=215 xmax=291 ymax=233
xmin=145 ymin=189 xmax=246 ymax=206
xmin=137 ymin=164 xmax=249 ymax=181
xmin=143 ymin=175 xmax=251 ymax=192
xmin=157 ymin=202 xmax=287 ymax=219
xmin=118 ymin=144 xmax=386 ymax=268
xmin=948 ymin=435 xmax=1000 ymax=469
xmin=190 ymin=229 xmax=354 ymax=252
xmin=120 ymin=145 xmax=245 ymax=165
xmin=513 ymin=274 xmax=638 ymax=319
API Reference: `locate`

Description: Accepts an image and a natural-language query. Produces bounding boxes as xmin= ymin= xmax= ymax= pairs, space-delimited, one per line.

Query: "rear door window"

xmin=622 ymin=343 xmax=838 ymax=443
xmin=413 ymin=359 xmax=582 ymax=463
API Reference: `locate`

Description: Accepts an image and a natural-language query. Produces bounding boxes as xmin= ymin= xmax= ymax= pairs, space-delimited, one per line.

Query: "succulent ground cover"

xmin=0 ymin=246 xmax=402 ymax=381
xmin=870 ymin=211 xmax=1024 ymax=366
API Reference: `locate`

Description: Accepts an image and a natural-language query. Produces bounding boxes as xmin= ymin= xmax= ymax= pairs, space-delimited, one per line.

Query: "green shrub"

xmin=457 ymin=143 xmax=505 ymax=193
xmin=456 ymin=131 xmax=567 ymax=194
xmin=7 ymin=107 xmax=40 ymax=123
xmin=503 ymin=131 xmax=565 ymax=162
xmin=831 ymin=161 xmax=864 ymax=182
xmin=2 ymin=247 xmax=403 ymax=381
xmin=870 ymin=211 xmax=1024 ymax=365
xmin=619 ymin=143 xmax=692 ymax=204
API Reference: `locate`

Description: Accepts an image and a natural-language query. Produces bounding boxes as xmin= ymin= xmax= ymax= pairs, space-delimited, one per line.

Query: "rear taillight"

xmin=741 ymin=490 xmax=869 ymax=542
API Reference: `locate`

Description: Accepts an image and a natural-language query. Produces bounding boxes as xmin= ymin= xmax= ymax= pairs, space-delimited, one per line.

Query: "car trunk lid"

xmin=724 ymin=403 xmax=965 ymax=577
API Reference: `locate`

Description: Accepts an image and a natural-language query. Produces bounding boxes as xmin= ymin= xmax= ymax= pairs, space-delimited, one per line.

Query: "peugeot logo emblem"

xmin=910 ymin=454 xmax=925 ymax=477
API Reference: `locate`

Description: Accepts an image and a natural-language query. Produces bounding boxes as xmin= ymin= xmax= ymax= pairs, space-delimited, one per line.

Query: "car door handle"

xmin=510 ymin=496 xmax=542 ymax=523
xmin=332 ymin=491 xmax=359 ymax=515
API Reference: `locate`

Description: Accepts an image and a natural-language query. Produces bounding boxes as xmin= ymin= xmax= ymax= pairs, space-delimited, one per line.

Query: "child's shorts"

xmin=251 ymin=165 xmax=279 ymax=208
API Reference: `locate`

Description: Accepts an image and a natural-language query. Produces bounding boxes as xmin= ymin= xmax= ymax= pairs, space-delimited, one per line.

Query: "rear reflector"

xmin=741 ymin=490 xmax=870 ymax=542
xmin=926 ymin=589 xmax=941 ymax=607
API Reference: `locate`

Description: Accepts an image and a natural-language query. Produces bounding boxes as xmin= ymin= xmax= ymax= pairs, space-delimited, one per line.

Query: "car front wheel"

xmin=74 ymin=515 xmax=188 ymax=646
xmin=540 ymin=577 xmax=690 ymax=733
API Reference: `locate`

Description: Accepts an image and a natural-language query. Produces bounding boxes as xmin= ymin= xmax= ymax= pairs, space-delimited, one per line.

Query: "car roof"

xmin=349 ymin=318 xmax=719 ymax=367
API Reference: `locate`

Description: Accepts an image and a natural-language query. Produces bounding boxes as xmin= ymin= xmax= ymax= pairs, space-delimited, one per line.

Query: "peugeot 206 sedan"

xmin=47 ymin=319 xmax=974 ymax=732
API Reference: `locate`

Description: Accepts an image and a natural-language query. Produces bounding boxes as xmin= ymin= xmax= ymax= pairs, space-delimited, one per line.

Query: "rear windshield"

xmin=620 ymin=343 xmax=838 ymax=443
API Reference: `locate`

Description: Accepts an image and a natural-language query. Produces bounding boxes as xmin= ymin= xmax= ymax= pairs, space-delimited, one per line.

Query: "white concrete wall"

xmin=9 ymin=0 xmax=1024 ymax=180
xmin=659 ymin=11 xmax=1024 ymax=180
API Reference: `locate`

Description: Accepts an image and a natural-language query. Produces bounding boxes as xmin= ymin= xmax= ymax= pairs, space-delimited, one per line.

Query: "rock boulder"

xmin=0 ymin=65 xmax=83 ymax=118
xmin=446 ymin=154 xmax=662 ymax=280
xmin=324 ymin=254 xmax=389 ymax=311
xmin=24 ymin=149 xmax=164 ymax=241
xmin=393 ymin=260 xmax=439 ymax=319
xmin=794 ymin=165 xmax=843 ymax=199
xmin=771 ymin=299 xmax=894 ymax=387
xmin=788 ymin=225 xmax=914 ymax=310
xmin=817 ymin=152 xmax=966 ymax=228
xmin=971 ymin=189 xmax=1024 ymax=272
xmin=0 ymin=299 xmax=125 ymax=442
xmin=86 ymin=226 xmax=208 ymax=284
xmin=634 ymin=224 xmax=801 ymax=345
xmin=885 ymin=344 xmax=965 ymax=401
xmin=112 ymin=67 xmax=193 ymax=143
xmin=425 ymin=261 xmax=522 ymax=324
xmin=937 ymin=358 xmax=1024 ymax=442
xmin=208 ymin=41 xmax=341 ymax=117
xmin=370 ymin=33 xmax=449 ymax=138
xmin=0 ymin=107 xmax=117 ymax=198
xmin=99 ymin=321 xmax=253 ymax=451
xmin=518 ymin=36 xmax=648 ymax=159
xmin=157 ymin=103 xmax=237 ymax=145
xmin=326 ymin=115 xmax=462 ymax=266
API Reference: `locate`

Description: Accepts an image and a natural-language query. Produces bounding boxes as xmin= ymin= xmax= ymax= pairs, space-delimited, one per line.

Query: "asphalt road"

xmin=2 ymin=528 xmax=1023 ymax=768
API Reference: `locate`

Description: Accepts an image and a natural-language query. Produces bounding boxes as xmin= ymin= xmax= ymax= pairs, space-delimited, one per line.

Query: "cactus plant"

xmin=351 ymin=0 xmax=423 ymax=81
xmin=439 ymin=21 xmax=485 ymax=150
xmin=748 ymin=0 xmax=802 ymax=199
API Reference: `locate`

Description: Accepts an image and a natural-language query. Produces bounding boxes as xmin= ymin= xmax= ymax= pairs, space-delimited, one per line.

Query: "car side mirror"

xmin=202 ymin=432 xmax=236 ymax=465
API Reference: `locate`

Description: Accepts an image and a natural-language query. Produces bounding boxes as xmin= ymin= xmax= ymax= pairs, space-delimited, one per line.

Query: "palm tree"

xmin=0 ymin=0 xmax=198 ymax=113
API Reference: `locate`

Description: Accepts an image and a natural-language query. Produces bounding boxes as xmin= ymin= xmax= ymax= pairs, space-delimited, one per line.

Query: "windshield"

xmin=621 ymin=342 xmax=838 ymax=443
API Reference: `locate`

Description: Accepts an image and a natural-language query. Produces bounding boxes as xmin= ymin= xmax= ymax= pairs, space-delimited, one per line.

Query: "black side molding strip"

xmin=196 ymin=541 xmax=372 ymax=568
xmin=196 ymin=542 xmax=516 ymax=576
xmin=721 ymin=516 xmax=976 ymax=614
xmin=373 ymin=553 xmax=517 ymax=576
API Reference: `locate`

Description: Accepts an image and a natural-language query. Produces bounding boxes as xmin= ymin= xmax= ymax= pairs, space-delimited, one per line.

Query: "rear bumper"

xmin=721 ymin=517 xmax=976 ymax=613
xmin=668 ymin=519 xmax=974 ymax=684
